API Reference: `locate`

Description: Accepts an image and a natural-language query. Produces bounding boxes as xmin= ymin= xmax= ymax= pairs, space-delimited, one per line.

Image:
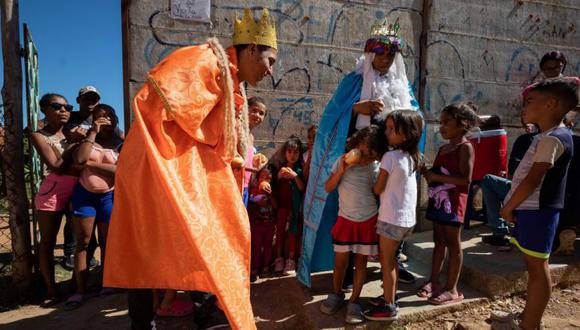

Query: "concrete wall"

xmin=123 ymin=0 xmax=580 ymax=160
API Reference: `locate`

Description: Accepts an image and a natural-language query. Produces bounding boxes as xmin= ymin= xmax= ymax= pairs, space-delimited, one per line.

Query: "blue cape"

xmin=297 ymin=71 xmax=422 ymax=287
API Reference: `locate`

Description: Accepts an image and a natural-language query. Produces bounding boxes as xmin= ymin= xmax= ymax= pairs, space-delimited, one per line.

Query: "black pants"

xmin=127 ymin=289 xmax=155 ymax=330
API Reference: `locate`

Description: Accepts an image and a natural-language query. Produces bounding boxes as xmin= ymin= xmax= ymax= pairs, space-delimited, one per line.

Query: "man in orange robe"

xmin=104 ymin=9 xmax=278 ymax=330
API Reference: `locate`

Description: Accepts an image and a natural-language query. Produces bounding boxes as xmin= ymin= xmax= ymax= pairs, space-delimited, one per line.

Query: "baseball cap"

xmin=78 ymin=86 xmax=101 ymax=98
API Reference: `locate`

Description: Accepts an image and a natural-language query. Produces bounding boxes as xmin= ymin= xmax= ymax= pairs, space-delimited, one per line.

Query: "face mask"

xmin=525 ymin=124 xmax=539 ymax=134
xmin=565 ymin=111 xmax=579 ymax=130
xmin=542 ymin=73 xmax=563 ymax=81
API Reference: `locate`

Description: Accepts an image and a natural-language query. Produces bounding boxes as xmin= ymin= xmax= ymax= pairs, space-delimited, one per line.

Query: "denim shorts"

xmin=376 ymin=221 xmax=414 ymax=241
xmin=71 ymin=184 xmax=114 ymax=223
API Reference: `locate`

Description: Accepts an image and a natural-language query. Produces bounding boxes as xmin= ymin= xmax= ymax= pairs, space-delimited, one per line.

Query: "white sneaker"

xmin=274 ymin=257 xmax=284 ymax=272
xmin=283 ymin=259 xmax=295 ymax=275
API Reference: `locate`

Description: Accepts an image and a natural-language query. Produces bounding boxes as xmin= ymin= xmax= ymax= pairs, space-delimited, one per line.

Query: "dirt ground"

xmin=400 ymin=285 xmax=580 ymax=330
xmin=0 ymin=280 xmax=579 ymax=329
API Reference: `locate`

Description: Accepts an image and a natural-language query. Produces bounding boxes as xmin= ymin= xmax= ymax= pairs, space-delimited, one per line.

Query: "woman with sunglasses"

xmin=30 ymin=93 xmax=79 ymax=307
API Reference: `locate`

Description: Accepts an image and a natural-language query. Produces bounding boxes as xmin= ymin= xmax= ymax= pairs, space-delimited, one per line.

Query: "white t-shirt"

xmin=504 ymin=126 xmax=565 ymax=210
xmin=378 ymin=150 xmax=417 ymax=228
xmin=331 ymin=159 xmax=379 ymax=222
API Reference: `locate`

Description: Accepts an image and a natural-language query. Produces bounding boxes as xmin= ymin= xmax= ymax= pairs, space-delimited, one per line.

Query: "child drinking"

xmin=319 ymin=125 xmax=385 ymax=324
xmin=363 ymin=110 xmax=424 ymax=321
xmin=249 ymin=164 xmax=277 ymax=282
xmin=65 ymin=104 xmax=123 ymax=310
xmin=273 ymin=136 xmax=305 ymax=275
xmin=418 ymin=102 xmax=477 ymax=305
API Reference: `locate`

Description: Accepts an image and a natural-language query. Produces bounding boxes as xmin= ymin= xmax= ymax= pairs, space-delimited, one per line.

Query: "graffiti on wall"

xmin=127 ymin=0 xmax=580 ymax=156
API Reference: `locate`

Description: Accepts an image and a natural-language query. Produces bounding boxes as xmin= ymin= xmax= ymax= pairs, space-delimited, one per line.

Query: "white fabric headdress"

xmin=354 ymin=52 xmax=413 ymax=129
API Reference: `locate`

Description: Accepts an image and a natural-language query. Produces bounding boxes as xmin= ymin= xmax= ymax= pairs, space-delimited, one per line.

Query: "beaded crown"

xmin=365 ymin=18 xmax=403 ymax=54
xmin=233 ymin=8 xmax=277 ymax=50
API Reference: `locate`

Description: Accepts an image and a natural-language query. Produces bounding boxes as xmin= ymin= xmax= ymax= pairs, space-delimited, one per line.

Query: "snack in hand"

xmin=259 ymin=181 xmax=271 ymax=193
xmin=253 ymin=153 xmax=268 ymax=170
xmin=344 ymin=148 xmax=361 ymax=165
xmin=231 ymin=156 xmax=245 ymax=169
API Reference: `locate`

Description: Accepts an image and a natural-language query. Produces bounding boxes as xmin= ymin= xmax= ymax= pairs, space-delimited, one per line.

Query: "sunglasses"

xmin=49 ymin=102 xmax=73 ymax=112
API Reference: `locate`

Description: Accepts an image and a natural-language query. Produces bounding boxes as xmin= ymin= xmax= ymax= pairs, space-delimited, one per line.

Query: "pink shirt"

xmin=79 ymin=146 xmax=119 ymax=193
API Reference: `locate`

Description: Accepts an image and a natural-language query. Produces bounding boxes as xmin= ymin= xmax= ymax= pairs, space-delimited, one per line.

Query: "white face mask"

xmin=565 ymin=111 xmax=579 ymax=130
xmin=525 ymin=124 xmax=539 ymax=134
xmin=542 ymin=73 xmax=563 ymax=81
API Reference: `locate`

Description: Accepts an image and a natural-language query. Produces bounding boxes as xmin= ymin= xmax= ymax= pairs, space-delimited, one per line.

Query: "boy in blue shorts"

xmin=494 ymin=78 xmax=578 ymax=330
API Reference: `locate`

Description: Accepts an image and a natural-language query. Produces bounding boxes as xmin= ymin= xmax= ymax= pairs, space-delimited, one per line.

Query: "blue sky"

xmin=0 ymin=0 xmax=124 ymax=129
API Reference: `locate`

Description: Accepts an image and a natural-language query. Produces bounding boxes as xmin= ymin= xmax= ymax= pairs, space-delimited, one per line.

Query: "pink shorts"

xmin=34 ymin=173 xmax=78 ymax=212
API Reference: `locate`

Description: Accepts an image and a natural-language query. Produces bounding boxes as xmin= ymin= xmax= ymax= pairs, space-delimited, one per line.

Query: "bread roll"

xmin=344 ymin=148 xmax=361 ymax=165
xmin=231 ymin=156 xmax=245 ymax=169
xmin=259 ymin=181 xmax=271 ymax=193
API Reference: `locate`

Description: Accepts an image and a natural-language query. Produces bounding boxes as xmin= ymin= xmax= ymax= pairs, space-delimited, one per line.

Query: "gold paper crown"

xmin=369 ymin=17 xmax=401 ymax=40
xmin=233 ymin=8 xmax=277 ymax=50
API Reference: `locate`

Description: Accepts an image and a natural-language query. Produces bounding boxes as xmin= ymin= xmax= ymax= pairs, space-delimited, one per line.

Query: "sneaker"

xmin=319 ymin=293 xmax=345 ymax=315
xmin=398 ymin=267 xmax=415 ymax=283
xmin=341 ymin=284 xmax=353 ymax=293
xmin=345 ymin=303 xmax=364 ymax=324
xmin=89 ymin=257 xmax=99 ymax=271
xmin=250 ymin=270 xmax=258 ymax=283
xmin=369 ymin=293 xmax=400 ymax=307
xmin=398 ymin=253 xmax=408 ymax=263
xmin=283 ymin=259 xmax=295 ymax=275
xmin=63 ymin=255 xmax=74 ymax=270
xmin=363 ymin=303 xmax=398 ymax=321
xmin=482 ymin=235 xmax=510 ymax=246
xmin=274 ymin=257 xmax=284 ymax=273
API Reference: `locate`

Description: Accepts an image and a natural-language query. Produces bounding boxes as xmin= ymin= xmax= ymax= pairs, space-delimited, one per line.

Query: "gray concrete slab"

xmin=406 ymin=224 xmax=580 ymax=297
xmin=249 ymin=260 xmax=486 ymax=329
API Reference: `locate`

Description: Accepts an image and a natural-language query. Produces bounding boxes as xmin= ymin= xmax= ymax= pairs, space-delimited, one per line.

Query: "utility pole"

xmin=1 ymin=0 xmax=32 ymax=291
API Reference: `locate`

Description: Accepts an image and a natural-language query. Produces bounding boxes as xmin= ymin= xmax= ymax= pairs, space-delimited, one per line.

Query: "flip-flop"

xmin=64 ymin=294 xmax=84 ymax=311
xmin=40 ymin=296 xmax=61 ymax=308
xmin=99 ymin=287 xmax=115 ymax=296
xmin=428 ymin=290 xmax=464 ymax=305
xmin=416 ymin=281 xmax=440 ymax=298
xmin=156 ymin=298 xmax=194 ymax=317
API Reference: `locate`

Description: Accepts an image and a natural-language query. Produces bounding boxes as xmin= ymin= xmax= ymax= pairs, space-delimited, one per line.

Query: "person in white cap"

xmin=69 ymin=86 xmax=124 ymax=139
xmin=69 ymin=86 xmax=101 ymax=129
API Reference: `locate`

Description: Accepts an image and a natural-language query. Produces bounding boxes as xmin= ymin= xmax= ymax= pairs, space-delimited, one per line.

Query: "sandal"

xmin=416 ymin=281 xmax=440 ymax=298
xmin=64 ymin=294 xmax=84 ymax=311
xmin=428 ymin=290 xmax=464 ymax=305
xmin=156 ymin=298 xmax=194 ymax=317
xmin=99 ymin=287 xmax=115 ymax=296
xmin=40 ymin=296 xmax=61 ymax=308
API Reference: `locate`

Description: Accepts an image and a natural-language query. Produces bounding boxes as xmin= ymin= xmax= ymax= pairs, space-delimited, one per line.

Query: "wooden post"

xmin=1 ymin=0 xmax=33 ymax=290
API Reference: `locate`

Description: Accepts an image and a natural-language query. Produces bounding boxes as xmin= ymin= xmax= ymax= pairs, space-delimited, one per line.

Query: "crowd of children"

xmin=238 ymin=79 xmax=578 ymax=329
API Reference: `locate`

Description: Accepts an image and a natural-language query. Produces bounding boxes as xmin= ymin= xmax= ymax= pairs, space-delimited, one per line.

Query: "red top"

xmin=433 ymin=142 xmax=471 ymax=223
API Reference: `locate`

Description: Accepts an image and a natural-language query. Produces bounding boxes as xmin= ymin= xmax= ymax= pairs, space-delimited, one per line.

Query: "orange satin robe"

xmin=103 ymin=41 xmax=255 ymax=330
